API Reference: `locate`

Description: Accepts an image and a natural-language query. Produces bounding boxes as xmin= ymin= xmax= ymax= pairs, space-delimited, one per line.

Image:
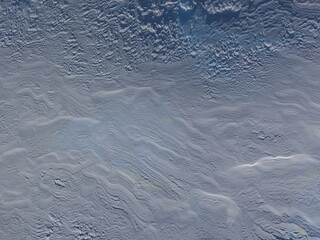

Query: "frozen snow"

xmin=0 ymin=0 xmax=320 ymax=239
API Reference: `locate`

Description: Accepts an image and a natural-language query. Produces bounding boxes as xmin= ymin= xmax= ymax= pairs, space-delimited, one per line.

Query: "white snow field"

xmin=0 ymin=0 xmax=320 ymax=239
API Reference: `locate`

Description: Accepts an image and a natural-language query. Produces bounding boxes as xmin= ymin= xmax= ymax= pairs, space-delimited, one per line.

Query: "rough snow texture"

xmin=1 ymin=0 xmax=320 ymax=239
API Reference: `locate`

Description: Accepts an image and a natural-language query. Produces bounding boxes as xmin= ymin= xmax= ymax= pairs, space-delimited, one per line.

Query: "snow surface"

xmin=0 ymin=0 xmax=320 ymax=239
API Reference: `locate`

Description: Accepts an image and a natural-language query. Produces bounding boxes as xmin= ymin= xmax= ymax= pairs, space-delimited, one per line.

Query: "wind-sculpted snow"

xmin=0 ymin=0 xmax=320 ymax=239
xmin=53 ymin=86 xmax=242 ymax=238
xmin=227 ymin=154 xmax=320 ymax=239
